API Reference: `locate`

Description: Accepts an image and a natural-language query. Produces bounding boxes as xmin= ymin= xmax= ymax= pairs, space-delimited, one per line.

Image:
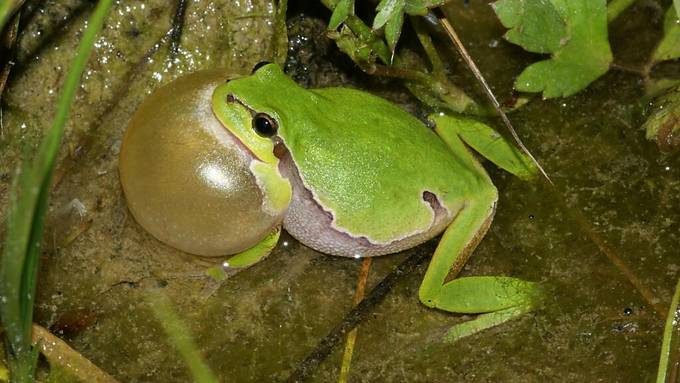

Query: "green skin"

xmin=211 ymin=64 xmax=541 ymax=342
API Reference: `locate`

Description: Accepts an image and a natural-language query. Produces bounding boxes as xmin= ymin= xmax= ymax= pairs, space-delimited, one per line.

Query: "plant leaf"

xmin=384 ymin=0 xmax=405 ymax=55
xmin=329 ymin=25 xmax=378 ymax=63
xmin=493 ymin=0 xmax=566 ymax=54
xmin=493 ymin=0 xmax=612 ymax=98
xmin=652 ymin=6 xmax=680 ymax=63
xmin=373 ymin=0 xmax=403 ymax=30
xmin=403 ymin=0 xmax=450 ymax=15
xmin=328 ymin=0 xmax=354 ymax=30
xmin=676 ymin=0 xmax=680 ymax=18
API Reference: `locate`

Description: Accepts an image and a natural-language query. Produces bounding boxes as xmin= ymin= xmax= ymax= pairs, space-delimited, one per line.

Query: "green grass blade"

xmin=0 ymin=0 xmax=19 ymax=32
xmin=0 ymin=0 xmax=113 ymax=381
xmin=147 ymin=292 xmax=219 ymax=383
xmin=657 ymin=277 xmax=680 ymax=383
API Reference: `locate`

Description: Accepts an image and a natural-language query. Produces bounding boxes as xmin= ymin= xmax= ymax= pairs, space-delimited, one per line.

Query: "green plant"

xmin=0 ymin=1 xmax=113 ymax=381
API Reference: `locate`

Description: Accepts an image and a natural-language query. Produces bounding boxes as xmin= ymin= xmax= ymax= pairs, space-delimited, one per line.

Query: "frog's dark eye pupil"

xmin=253 ymin=113 xmax=277 ymax=137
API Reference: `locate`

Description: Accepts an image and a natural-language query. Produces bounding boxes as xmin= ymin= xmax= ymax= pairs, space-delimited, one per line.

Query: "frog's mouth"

xmin=210 ymin=118 xmax=258 ymax=162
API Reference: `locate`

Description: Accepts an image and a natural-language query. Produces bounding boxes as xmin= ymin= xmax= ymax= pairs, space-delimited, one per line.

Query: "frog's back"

xmin=278 ymin=87 xmax=490 ymax=247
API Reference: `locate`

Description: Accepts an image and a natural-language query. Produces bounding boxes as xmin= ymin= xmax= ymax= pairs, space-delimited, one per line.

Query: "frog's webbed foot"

xmin=418 ymin=197 xmax=543 ymax=343
xmin=435 ymin=276 xmax=542 ymax=343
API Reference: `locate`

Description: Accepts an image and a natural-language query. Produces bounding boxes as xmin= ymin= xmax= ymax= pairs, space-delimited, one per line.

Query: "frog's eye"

xmin=253 ymin=113 xmax=278 ymax=137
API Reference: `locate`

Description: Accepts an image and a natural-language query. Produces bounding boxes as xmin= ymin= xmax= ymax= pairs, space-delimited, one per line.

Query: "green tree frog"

xmin=207 ymin=63 xmax=542 ymax=341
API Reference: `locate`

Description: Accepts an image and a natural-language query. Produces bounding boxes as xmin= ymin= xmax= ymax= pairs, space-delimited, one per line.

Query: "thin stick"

xmin=435 ymin=6 xmax=664 ymax=322
xmin=338 ymin=258 xmax=372 ymax=383
xmin=434 ymin=9 xmax=553 ymax=185
xmin=169 ymin=0 xmax=187 ymax=58
xmin=286 ymin=250 xmax=430 ymax=383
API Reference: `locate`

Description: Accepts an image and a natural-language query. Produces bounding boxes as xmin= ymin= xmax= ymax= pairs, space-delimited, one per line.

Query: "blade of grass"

xmin=147 ymin=291 xmax=219 ymax=383
xmin=0 ymin=0 xmax=21 ymax=32
xmin=0 ymin=1 xmax=113 ymax=381
xmin=657 ymin=278 xmax=680 ymax=383
xmin=0 ymin=12 xmax=20 ymax=99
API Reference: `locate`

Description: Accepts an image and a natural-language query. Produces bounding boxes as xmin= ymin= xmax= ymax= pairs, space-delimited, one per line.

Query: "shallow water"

xmin=1 ymin=0 xmax=679 ymax=381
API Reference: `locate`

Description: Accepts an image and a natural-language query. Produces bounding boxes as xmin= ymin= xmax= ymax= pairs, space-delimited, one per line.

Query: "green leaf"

xmin=652 ymin=6 xmax=680 ymax=63
xmin=373 ymin=0 xmax=406 ymax=57
xmin=493 ymin=0 xmax=566 ymax=53
xmin=403 ymin=0 xmax=450 ymax=15
xmin=373 ymin=0 xmax=403 ymax=30
xmin=493 ymin=0 xmax=613 ymax=98
xmin=328 ymin=0 xmax=354 ymax=30
xmin=675 ymin=0 xmax=680 ymax=19
xmin=384 ymin=0 xmax=405 ymax=54
xmin=329 ymin=26 xmax=377 ymax=63
xmin=646 ymin=78 xmax=680 ymax=98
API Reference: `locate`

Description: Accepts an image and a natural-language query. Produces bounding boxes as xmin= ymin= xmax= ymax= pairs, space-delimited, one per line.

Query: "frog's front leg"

xmin=199 ymin=227 xmax=281 ymax=298
xmin=205 ymin=226 xmax=282 ymax=282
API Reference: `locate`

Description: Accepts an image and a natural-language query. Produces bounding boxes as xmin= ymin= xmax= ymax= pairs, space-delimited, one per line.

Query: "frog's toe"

xmin=420 ymin=276 xmax=543 ymax=343
xmin=443 ymin=304 xmax=535 ymax=343
xmin=423 ymin=276 xmax=542 ymax=313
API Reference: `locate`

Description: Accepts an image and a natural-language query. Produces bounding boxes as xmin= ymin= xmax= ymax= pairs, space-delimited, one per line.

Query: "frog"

xmin=208 ymin=62 xmax=542 ymax=341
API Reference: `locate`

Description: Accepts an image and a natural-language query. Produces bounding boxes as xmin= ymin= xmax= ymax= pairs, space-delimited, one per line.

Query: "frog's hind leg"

xmin=418 ymin=199 xmax=542 ymax=343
